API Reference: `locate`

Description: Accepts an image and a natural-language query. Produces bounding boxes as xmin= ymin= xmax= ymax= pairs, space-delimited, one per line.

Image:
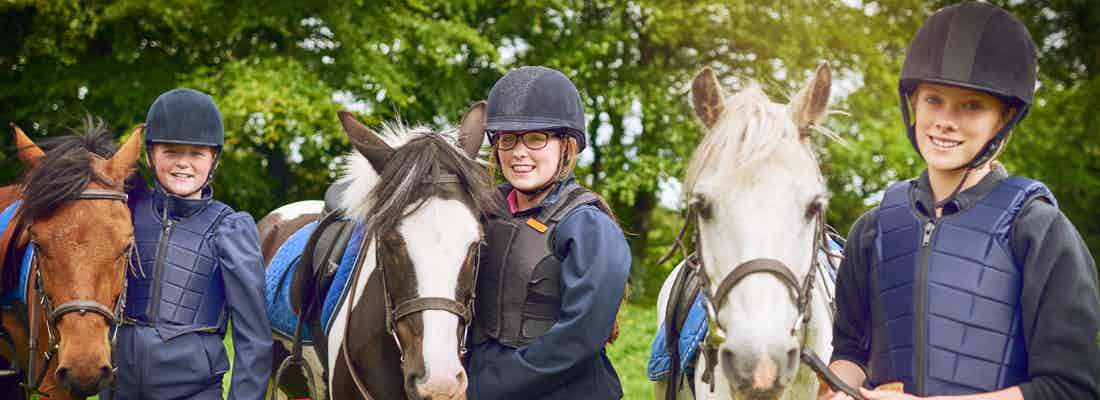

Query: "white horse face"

xmin=686 ymin=64 xmax=831 ymax=398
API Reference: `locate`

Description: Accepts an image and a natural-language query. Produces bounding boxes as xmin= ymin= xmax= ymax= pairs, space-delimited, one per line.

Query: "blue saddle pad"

xmin=0 ymin=201 xmax=33 ymax=305
xmin=646 ymin=237 xmax=843 ymax=381
xmin=648 ymin=292 xmax=708 ymax=381
xmin=265 ymin=220 xmax=366 ymax=342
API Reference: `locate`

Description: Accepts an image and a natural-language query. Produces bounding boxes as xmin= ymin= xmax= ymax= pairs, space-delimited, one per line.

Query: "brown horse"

xmin=262 ymin=103 xmax=500 ymax=399
xmin=0 ymin=121 xmax=142 ymax=399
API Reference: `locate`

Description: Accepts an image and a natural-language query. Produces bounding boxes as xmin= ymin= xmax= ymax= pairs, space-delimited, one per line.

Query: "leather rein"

xmin=339 ymin=173 xmax=478 ymax=399
xmin=22 ymin=188 xmax=132 ymax=396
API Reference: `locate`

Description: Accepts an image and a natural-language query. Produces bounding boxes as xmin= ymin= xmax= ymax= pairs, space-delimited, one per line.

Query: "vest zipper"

xmin=915 ymin=219 xmax=936 ymax=395
xmin=147 ymin=216 xmax=174 ymax=321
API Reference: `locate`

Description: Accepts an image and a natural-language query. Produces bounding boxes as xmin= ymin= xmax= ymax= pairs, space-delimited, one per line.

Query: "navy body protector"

xmin=123 ymin=192 xmax=233 ymax=340
xmin=869 ymin=176 xmax=1054 ymax=396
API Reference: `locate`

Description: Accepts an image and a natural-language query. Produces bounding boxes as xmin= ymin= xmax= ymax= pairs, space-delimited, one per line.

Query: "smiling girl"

xmin=465 ymin=66 xmax=631 ymax=400
xmin=822 ymin=3 xmax=1100 ymax=400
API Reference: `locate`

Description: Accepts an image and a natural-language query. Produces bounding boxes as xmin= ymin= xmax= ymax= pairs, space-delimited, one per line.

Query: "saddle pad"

xmin=0 ymin=201 xmax=33 ymax=305
xmin=320 ymin=222 xmax=366 ymax=335
xmin=265 ymin=220 xmax=367 ymax=342
xmin=646 ymin=237 xmax=843 ymax=382
xmin=647 ymin=292 xmax=708 ymax=381
xmin=265 ymin=220 xmax=319 ymax=340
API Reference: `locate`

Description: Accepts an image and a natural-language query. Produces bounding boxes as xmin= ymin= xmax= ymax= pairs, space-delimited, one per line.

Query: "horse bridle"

xmin=23 ymin=188 xmax=132 ymax=396
xmin=340 ymin=173 xmax=479 ymax=400
xmin=658 ymin=193 xmax=840 ymax=393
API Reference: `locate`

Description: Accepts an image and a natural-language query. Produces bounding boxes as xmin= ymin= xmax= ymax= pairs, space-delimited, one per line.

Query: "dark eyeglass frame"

xmin=490 ymin=130 xmax=563 ymax=151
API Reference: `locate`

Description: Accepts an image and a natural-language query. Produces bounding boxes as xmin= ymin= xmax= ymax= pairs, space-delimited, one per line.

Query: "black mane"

xmin=363 ymin=131 xmax=501 ymax=237
xmin=18 ymin=116 xmax=121 ymax=228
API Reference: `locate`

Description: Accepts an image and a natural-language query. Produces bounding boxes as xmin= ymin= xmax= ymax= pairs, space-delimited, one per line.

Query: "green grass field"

xmin=78 ymin=303 xmax=659 ymax=400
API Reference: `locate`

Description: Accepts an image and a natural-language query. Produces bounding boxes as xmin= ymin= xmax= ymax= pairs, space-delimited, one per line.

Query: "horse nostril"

xmin=786 ymin=347 xmax=799 ymax=371
xmin=55 ymin=366 xmax=69 ymax=383
xmin=100 ymin=365 xmax=113 ymax=382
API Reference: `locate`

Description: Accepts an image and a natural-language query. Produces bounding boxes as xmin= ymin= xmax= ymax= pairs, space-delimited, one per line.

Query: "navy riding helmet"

xmin=145 ymin=88 xmax=225 ymax=149
xmin=485 ymin=66 xmax=587 ymax=151
xmin=899 ymin=1 xmax=1038 ymax=169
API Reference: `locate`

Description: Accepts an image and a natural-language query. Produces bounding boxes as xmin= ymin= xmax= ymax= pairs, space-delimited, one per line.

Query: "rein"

xmin=659 ymin=196 xmax=857 ymax=398
xmin=24 ymin=188 xmax=131 ymax=397
xmin=338 ymin=172 xmax=479 ymax=400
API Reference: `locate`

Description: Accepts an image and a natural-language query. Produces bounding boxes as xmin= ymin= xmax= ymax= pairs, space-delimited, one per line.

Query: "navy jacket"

xmin=466 ymin=178 xmax=631 ymax=399
xmin=113 ymin=183 xmax=272 ymax=400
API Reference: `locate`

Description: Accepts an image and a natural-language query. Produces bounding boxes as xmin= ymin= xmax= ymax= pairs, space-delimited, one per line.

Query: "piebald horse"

xmin=261 ymin=103 xmax=499 ymax=400
xmin=655 ymin=63 xmax=838 ymax=399
xmin=0 ymin=121 xmax=142 ymax=399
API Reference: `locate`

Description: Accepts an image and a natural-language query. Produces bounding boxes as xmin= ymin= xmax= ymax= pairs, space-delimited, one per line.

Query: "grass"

xmin=75 ymin=304 xmax=660 ymax=400
xmin=608 ymin=301 xmax=659 ymax=400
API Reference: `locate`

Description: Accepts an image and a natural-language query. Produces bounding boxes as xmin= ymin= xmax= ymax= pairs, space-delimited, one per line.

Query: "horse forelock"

xmin=685 ymin=86 xmax=816 ymax=196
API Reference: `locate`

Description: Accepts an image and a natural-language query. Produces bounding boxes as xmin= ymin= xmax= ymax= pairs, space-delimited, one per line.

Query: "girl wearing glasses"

xmin=465 ymin=66 xmax=631 ymax=400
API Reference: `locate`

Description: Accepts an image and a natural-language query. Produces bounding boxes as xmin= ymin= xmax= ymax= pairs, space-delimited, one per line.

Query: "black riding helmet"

xmin=144 ymin=88 xmax=225 ymax=195
xmin=486 ymin=66 xmax=587 ymax=196
xmin=899 ymin=1 xmax=1038 ymax=169
xmin=485 ymin=66 xmax=587 ymax=150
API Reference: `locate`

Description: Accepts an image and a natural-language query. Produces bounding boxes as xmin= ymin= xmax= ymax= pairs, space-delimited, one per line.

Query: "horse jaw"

xmin=398 ymin=198 xmax=477 ymax=399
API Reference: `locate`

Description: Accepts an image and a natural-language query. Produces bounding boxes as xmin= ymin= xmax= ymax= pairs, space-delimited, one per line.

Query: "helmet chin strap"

xmin=515 ymin=145 xmax=569 ymax=197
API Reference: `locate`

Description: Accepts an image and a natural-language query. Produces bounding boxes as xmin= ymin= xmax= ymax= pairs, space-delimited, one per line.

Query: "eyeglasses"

xmin=493 ymin=131 xmax=558 ymax=151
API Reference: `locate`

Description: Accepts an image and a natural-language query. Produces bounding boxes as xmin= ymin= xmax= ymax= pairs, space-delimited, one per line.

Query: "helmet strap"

xmin=515 ymin=142 xmax=570 ymax=197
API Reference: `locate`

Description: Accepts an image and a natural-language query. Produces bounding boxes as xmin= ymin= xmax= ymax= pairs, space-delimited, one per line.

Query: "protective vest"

xmin=472 ymin=182 xmax=600 ymax=348
xmin=869 ymin=177 xmax=1054 ymax=396
xmin=123 ymin=190 xmax=233 ymax=340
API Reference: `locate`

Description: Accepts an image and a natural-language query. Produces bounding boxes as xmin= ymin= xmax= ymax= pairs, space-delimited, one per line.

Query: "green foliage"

xmin=3 ymin=0 xmax=1098 ymax=297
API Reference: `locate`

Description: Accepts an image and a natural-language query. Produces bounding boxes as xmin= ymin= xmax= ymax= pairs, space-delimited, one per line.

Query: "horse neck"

xmin=333 ymin=261 xmax=407 ymax=399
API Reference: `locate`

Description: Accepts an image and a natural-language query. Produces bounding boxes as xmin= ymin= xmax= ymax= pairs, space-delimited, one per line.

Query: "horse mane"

xmin=684 ymin=86 xmax=803 ymax=194
xmin=17 ymin=116 xmax=121 ymax=228
xmin=335 ymin=122 xmax=500 ymax=236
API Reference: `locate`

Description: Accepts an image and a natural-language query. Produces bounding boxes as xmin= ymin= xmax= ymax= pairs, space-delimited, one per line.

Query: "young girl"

xmin=465 ymin=66 xmax=631 ymax=399
xmin=824 ymin=3 xmax=1100 ymax=400
xmin=105 ymin=88 xmax=272 ymax=399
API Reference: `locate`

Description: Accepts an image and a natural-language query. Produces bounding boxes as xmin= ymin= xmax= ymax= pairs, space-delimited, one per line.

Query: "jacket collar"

xmin=500 ymin=175 xmax=577 ymax=217
xmin=152 ymin=182 xmax=213 ymax=220
xmin=913 ymin=163 xmax=1008 ymax=218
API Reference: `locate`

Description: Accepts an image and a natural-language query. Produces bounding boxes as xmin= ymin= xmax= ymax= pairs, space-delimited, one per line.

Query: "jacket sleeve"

xmin=473 ymin=206 xmax=631 ymax=398
xmin=830 ymin=210 xmax=875 ymax=372
xmin=216 ymin=212 xmax=274 ymax=400
xmin=1013 ymin=201 xmax=1100 ymax=400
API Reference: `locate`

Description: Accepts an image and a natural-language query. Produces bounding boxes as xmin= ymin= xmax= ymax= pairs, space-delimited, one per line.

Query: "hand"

xmin=860 ymin=387 xmax=924 ymax=399
xmin=817 ymin=387 xmax=856 ymax=400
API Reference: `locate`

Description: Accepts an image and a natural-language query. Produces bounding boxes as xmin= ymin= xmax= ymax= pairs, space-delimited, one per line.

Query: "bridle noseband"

xmin=24 ymin=188 xmax=132 ymax=396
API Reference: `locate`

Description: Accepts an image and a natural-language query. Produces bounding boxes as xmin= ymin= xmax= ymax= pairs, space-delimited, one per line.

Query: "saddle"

xmin=288 ymin=181 xmax=356 ymax=367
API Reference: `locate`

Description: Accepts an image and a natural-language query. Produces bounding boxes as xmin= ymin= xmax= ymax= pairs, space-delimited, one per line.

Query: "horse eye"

xmin=805 ymin=196 xmax=827 ymax=219
xmin=691 ymin=194 xmax=713 ymax=220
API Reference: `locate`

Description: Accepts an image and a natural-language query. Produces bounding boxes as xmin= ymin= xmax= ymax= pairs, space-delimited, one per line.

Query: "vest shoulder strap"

xmin=537 ymin=184 xmax=603 ymax=225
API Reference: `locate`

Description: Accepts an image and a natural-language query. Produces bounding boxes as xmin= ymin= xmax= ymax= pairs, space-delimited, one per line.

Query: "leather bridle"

xmin=23 ymin=188 xmax=132 ymax=396
xmin=658 ymin=193 xmax=841 ymax=393
xmin=339 ymin=173 xmax=479 ymax=399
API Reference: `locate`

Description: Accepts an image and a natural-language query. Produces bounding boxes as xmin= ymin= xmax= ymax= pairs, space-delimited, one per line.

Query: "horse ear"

xmin=11 ymin=123 xmax=45 ymax=169
xmin=692 ymin=67 xmax=726 ymax=129
xmin=789 ymin=62 xmax=832 ymax=133
xmin=338 ymin=111 xmax=393 ymax=173
xmin=457 ymin=101 xmax=486 ymax=159
xmin=106 ymin=124 xmax=144 ymax=182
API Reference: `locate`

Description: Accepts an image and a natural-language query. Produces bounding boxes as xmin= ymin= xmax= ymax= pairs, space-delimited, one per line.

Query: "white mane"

xmin=683 ymin=86 xmax=805 ymax=195
xmin=334 ymin=121 xmax=464 ymax=222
